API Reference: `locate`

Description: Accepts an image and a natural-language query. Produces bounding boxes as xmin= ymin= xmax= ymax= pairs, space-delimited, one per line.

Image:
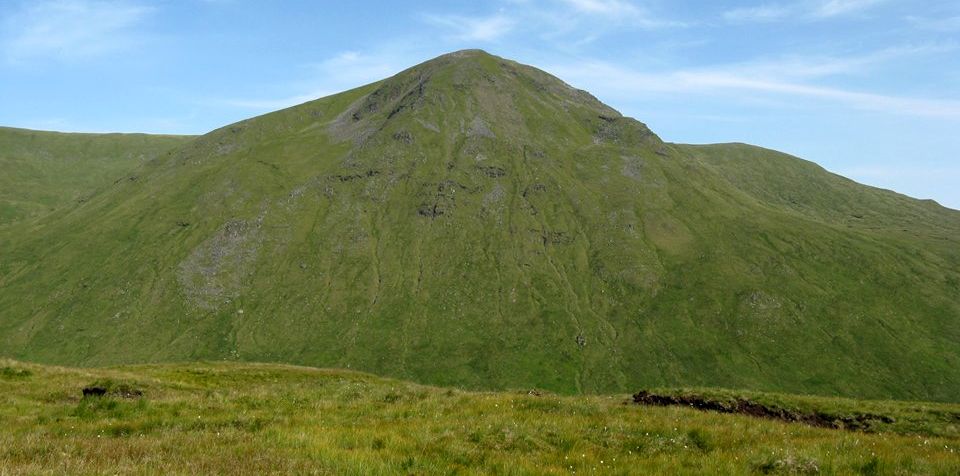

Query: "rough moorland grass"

xmin=0 ymin=360 xmax=957 ymax=475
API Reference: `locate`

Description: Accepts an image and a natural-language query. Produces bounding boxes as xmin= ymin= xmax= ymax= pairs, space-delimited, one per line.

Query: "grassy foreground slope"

xmin=0 ymin=127 xmax=193 ymax=226
xmin=0 ymin=50 xmax=958 ymax=401
xmin=1 ymin=360 xmax=957 ymax=475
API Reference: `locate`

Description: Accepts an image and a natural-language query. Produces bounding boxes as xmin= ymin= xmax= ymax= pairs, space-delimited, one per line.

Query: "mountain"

xmin=0 ymin=127 xmax=192 ymax=227
xmin=1 ymin=50 xmax=958 ymax=401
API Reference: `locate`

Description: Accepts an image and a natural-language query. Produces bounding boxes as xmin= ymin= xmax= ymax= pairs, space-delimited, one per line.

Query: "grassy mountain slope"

xmin=0 ymin=127 xmax=193 ymax=226
xmin=1 ymin=360 xmax=957 ymax=475
xmin=0 ymin=50 xmax=958 ymax=402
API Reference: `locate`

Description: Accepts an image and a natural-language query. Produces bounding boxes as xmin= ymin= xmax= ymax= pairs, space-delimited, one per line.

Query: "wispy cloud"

xmin=218 ymin=51 xmax=402 ymax=111
xmin=423 ymin=13 xmax=517 ymax=42
xmin=560 ymin=0 xmax=639 ymax=16
xmin=674 ymin=73 xmax=960 ymax=118
xmin=548 ymin=47 xmax=960 ymax=118
xmin=724 ymin=0 xmax=888 ymax=23
xmin=723 ymin=4 xmax=793 ymax=23
xmin=306 ymin=51 xmax=401 ymax=90
xmin=723 ymin=44 xmax=957 ymax=80
xmin=1 ymin=0 xmax=152 ymax=64
xmin=813 ymin=0 xmax=886 ymax=18
xmin=422 ymin=1 xmax=684 ymax=48
xmin=558 ymin=0 xmax=686 ymax=28
xmin=219 ymin=91 xmax=335 ymax=111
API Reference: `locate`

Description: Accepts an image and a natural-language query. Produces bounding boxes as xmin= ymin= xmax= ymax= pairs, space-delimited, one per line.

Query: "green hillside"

xmin=1 ymin=50 xmax=958 ymax=402
xmin=0 ymin=127 xmax=193 ymax=226
xmin=1 ymin=360 xmax=957 ymax=475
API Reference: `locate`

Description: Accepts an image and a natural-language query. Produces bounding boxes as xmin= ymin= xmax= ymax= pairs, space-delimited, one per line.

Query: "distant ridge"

xmin=0 ymin=126 xmax=192 ymax=226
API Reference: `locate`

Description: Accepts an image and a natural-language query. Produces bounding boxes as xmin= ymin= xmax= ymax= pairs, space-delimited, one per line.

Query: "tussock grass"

xmin=1 ymin=360 xmax=957 ymax=474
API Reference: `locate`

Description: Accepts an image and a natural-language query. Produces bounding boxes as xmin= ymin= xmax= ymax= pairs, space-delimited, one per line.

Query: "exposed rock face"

xmin=178 ymin=217 xmax=262 ymax=311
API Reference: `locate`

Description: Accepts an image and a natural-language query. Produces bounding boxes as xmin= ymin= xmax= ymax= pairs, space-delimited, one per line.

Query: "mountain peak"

xmin=440 ymin=48 xmax=494 ymax=59
xmin=325 ymin=49 xmax=658 ymax=150
xmin=418 ymin=48 xmax=500 ymax=69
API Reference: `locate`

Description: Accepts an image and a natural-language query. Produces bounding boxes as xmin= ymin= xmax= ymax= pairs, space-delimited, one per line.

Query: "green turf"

xmin=0 ymin=50 xmax=958 ymax=402
xmin=1 ymin=360 xmax=957 ymax=475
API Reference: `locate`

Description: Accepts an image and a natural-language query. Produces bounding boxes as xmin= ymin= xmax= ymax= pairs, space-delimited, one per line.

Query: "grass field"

xmin=1 ymin=359 xmax=957 ymax=475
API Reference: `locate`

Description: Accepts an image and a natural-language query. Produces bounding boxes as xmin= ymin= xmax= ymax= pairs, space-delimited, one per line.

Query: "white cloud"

xmin=723 ymin=0 xmax=888 ymax=23
xmin=308 ymin=51 xmax=400 ymax=89
xmin=1 ymin=0 xmax=152 ymax=63
xmin=723 ymin=44 xmax=957 ymax=80
xmin=423 ymin=13 xmax=516 ymax=42
xmin=677 ymin=73 xmax=960 ymax=118
xmin=425 ymin=1 xmax=684 ymax=46
xmin=813 ymin=0 xmax=886 ymax=18
xmin=558 ymin=0 xmax=686 ymax=28
xmin=219 ymin=90 xmax=335 ymax=111
xmin=547 ymin=51 xmax=960 ymax=118
xmin=218 ymin=50 xmax=403 ymax=111
xmin=560 ymin=0 xmax=640 ymax=16
xmin=723 ymin=4 xmax=793 ymax=23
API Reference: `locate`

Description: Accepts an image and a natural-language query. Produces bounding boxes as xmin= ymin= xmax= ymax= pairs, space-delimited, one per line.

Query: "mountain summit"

xmin=1 ymin=50 xmax=958 ymax=401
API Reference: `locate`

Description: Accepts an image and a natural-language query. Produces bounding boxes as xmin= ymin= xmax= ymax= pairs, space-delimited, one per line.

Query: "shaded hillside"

xmin=0 ymin=50 xmax=958 ymax=402
xmin=0 ymin=127 xmax=193 ymax=226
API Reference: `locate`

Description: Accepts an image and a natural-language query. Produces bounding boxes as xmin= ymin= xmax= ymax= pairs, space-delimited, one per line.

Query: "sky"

xmin=1 ymin=0 xmax=959 ymax=209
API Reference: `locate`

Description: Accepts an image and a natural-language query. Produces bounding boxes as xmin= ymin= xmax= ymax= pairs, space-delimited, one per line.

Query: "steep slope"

xmin=0 ymin=127 xmax=193 ymax=226
xmin=1 ymin=50 xmax=958 ymax=401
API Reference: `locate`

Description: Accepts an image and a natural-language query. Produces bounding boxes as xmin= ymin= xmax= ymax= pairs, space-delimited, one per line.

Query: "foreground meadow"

xmin=1 ymin=359 xmax=957 ymax=474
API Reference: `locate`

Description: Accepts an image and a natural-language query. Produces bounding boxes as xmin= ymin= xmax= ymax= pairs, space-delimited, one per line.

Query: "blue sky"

xmin=1 ymin=0 xmax=959 ymax=208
